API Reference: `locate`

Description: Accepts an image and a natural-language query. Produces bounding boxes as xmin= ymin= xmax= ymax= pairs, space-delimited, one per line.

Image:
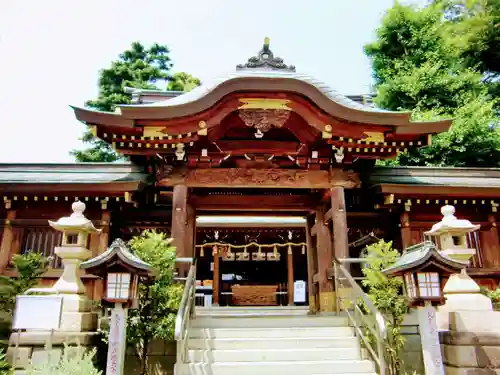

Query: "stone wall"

xmin=401 ymin=310 xmax=424 ymax=375
xmin=124 ymin=340 xmax=176 ymax=375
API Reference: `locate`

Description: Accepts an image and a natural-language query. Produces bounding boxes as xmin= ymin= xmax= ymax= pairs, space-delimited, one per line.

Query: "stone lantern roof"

xmin=425 ymin=205 xmax=480 ymax=236
xmin=49 ymin=200 xmax=101 ymax=233
xmin=383 ymin=241 xmax=466 ymax=277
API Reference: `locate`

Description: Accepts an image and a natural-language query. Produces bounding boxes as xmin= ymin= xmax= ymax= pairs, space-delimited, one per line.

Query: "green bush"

xmin=361 ymin=240 xmax=408 ymax=375
xmin=0 ymin=348 xmax=12 ymax=375
xmin=25 ymin=345 xmax=101 ymax=375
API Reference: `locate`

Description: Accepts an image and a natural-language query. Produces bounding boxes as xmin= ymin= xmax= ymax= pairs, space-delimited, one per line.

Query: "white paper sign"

xmin=13 ymin=295 xmax=63 ymax=330
xmin=294 ymin=280 xmax=306 ymax=303
xmin=418 ymin=304 xmax=445 ymax=375
xmin=106 ymin=305 xmax=128 ymax=375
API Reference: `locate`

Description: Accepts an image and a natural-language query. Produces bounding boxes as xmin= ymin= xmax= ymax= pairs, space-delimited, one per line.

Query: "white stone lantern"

xmin=424 ymin=205 xmax=480 ymax=264
xmin=49 ymin=200 xmax=101 ymax=294
xmin=425 ymin=205 xmax=493 ymax=330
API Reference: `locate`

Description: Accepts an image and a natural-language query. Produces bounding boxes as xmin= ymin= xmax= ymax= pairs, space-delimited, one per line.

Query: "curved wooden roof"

xmin=72 ymin=41 xmax=451 ymax=133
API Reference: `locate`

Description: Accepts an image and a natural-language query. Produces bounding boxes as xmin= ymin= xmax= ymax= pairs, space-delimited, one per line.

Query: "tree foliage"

xmin=366 ymin=1 xmax=500 ymax=167
xmin=71 ymin=42 xmax=200 ymax=162
xmin=361 ymin=240 xmax=408 ymax=375
xmin=122 ymin=230 xmax=182 ymax=375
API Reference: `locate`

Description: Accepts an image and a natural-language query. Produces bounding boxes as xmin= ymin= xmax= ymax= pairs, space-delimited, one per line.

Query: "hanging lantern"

xmin=301 ymin=244 xmax=306 ymax=255
xmin=212 ymin=245 xmax=218 ymax=256
xmin=236 ymin=247 xmax=250 ymax=261
xmin=267 ymin=245 xmax=280 ymax=261
xmin=200 ymin=246 xmax=204 ymax=257
xmin=252 ymin=245 xmax=266 ymax=261
xmin=288 ymin=244 xmax=292 ymax=255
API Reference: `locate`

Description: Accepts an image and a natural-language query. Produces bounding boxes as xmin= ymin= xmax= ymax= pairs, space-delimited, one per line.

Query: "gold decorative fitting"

xmin=143 ymin=126 xmax=166 ymax=138
xmin=324 ymin=124 xmax=333 ymax=132
xmin=198 ymin=121 xmax=208 ymax=136
xmin=238 ymin=98 xmax=291 ymax=111
xmin=363 ymin=132 xmax=384 ymax=143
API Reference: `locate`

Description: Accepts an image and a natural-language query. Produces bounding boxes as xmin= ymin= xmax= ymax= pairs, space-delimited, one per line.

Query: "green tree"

xmin=71 ymin=42 xmax=200 ymax=162
xmin=361 ymin=240 xmax=408 ymax=375
xmin=167 ymin=72 xmax=201 ymax=92
xmin=127 ymin=230 xmax=182 ymax=375
xmin=366 ymin=1 xmax=500 ymax=167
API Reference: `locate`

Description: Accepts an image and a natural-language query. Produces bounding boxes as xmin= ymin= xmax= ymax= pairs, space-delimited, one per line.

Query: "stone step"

xmin=196 ymin=306 xmax=309 ymax=317
xmin=189 ymin=326 xmax=354 ymax=339
xmin=187 ymin=336 xmax=359 ymax=350
xmin=187 ymin=347 xmax=361 ymax=362
xmin=176 ymin=359 xmax=375 ymax=375
xmin=190 ymin=315 xmax=348 ymax=328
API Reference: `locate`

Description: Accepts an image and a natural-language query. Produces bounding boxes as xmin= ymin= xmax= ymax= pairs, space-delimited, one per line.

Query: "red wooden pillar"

xmin=400 ymin=212 xmax=412 ymax=249
xmin=185 ymin=204 xmax=196 ymax=258
xmin=172 ymin=184 xmax=188 ymax=257
xmin=316 ymin=209 xmax=334 ymax=312
xmin=287 ymin=248 xmax=294 ymax=305
xmin=0 ymin=210 xmax=16 ymax=273
xmin=330 ymin=186 xmax=349 ymax=263
xmin=213 ymin=247 xmax=220 ymax=305
xmin=305 ymin=215 xmax=317 ymax=313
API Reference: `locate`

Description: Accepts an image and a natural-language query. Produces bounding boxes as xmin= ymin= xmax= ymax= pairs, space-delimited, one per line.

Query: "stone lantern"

xmin=425 ymin=205 xmax=493 ymax=313
xmin=81 ymin=239 xmax=152 ymax=375
xmin=383 ymin=241 xmax=466 ymax=375
xmin=49 ymin=200 xmax=101 ymax=294
xmin=383 ymin=241 xmax=466 ymax=307
xmin=425 ymin=205 xmax=480 ymax=263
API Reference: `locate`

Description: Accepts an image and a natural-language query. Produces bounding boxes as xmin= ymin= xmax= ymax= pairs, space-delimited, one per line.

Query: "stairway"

xmin=175 ymin=306 xmax=378 ymax=375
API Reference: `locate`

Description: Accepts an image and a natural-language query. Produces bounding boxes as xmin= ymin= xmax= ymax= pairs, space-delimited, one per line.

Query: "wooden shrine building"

xmin=1 ymin=40 xmax=500 ymax=310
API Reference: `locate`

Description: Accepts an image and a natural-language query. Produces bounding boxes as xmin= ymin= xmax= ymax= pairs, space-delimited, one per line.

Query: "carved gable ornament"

xmin=236 ymin=37 xmax=296 ymax=72
xmin=238 ymin=109 xmax=291 ymax=134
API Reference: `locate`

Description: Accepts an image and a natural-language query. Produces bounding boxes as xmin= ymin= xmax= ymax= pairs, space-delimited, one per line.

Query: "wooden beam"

xmin=158 ymin=168 xmax=360 ymax=189
xmin=191 ymin=194 xmax=315 ymax=211
xmin=378 ymin=183 xmax=500 ymax=199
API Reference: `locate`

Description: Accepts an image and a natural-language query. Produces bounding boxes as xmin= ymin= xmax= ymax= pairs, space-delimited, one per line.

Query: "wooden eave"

xmin=71 ymin=106 xmax=134 ymax=128
xmin=117 ymin=76 xmax=413 ymax=126
xmin=0 ymin=181 xmax=142 ymax=195
xmin=376 ymin=183 xmax=500 ymax=199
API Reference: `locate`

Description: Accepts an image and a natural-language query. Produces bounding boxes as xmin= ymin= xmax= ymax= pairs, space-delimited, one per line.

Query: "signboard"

xmin=106 ymin=305 xmax=128 ymax=375
xmin=13 ymin=295 xmax=63 ymax=330
xmin=418 ymin=304 xmax=445 ymax=375
xmin=294 ymin=280 xmax=306 ymax=303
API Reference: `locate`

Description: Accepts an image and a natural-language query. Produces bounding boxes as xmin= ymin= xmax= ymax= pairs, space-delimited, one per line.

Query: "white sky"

xmin=0 ymin=0 xmax=401 ymax=163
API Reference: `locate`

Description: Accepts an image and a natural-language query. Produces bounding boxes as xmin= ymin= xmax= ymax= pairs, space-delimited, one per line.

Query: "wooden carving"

xmin=238 ymin=109 xmax=291 ymax=133
xmin=159 ymin=168 xmax=330 ymax=189
xmin=330 ymin=169 xmax=360 ymax=189
xmin=159 ymin=168 xmax=360 ymax=189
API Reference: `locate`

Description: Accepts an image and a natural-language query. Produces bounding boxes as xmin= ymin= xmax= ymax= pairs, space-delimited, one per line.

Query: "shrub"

xmin=361 ymin=240 xmax=408 ymax=375
xmin=25 ymin=344 xmax=101 ymax=375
